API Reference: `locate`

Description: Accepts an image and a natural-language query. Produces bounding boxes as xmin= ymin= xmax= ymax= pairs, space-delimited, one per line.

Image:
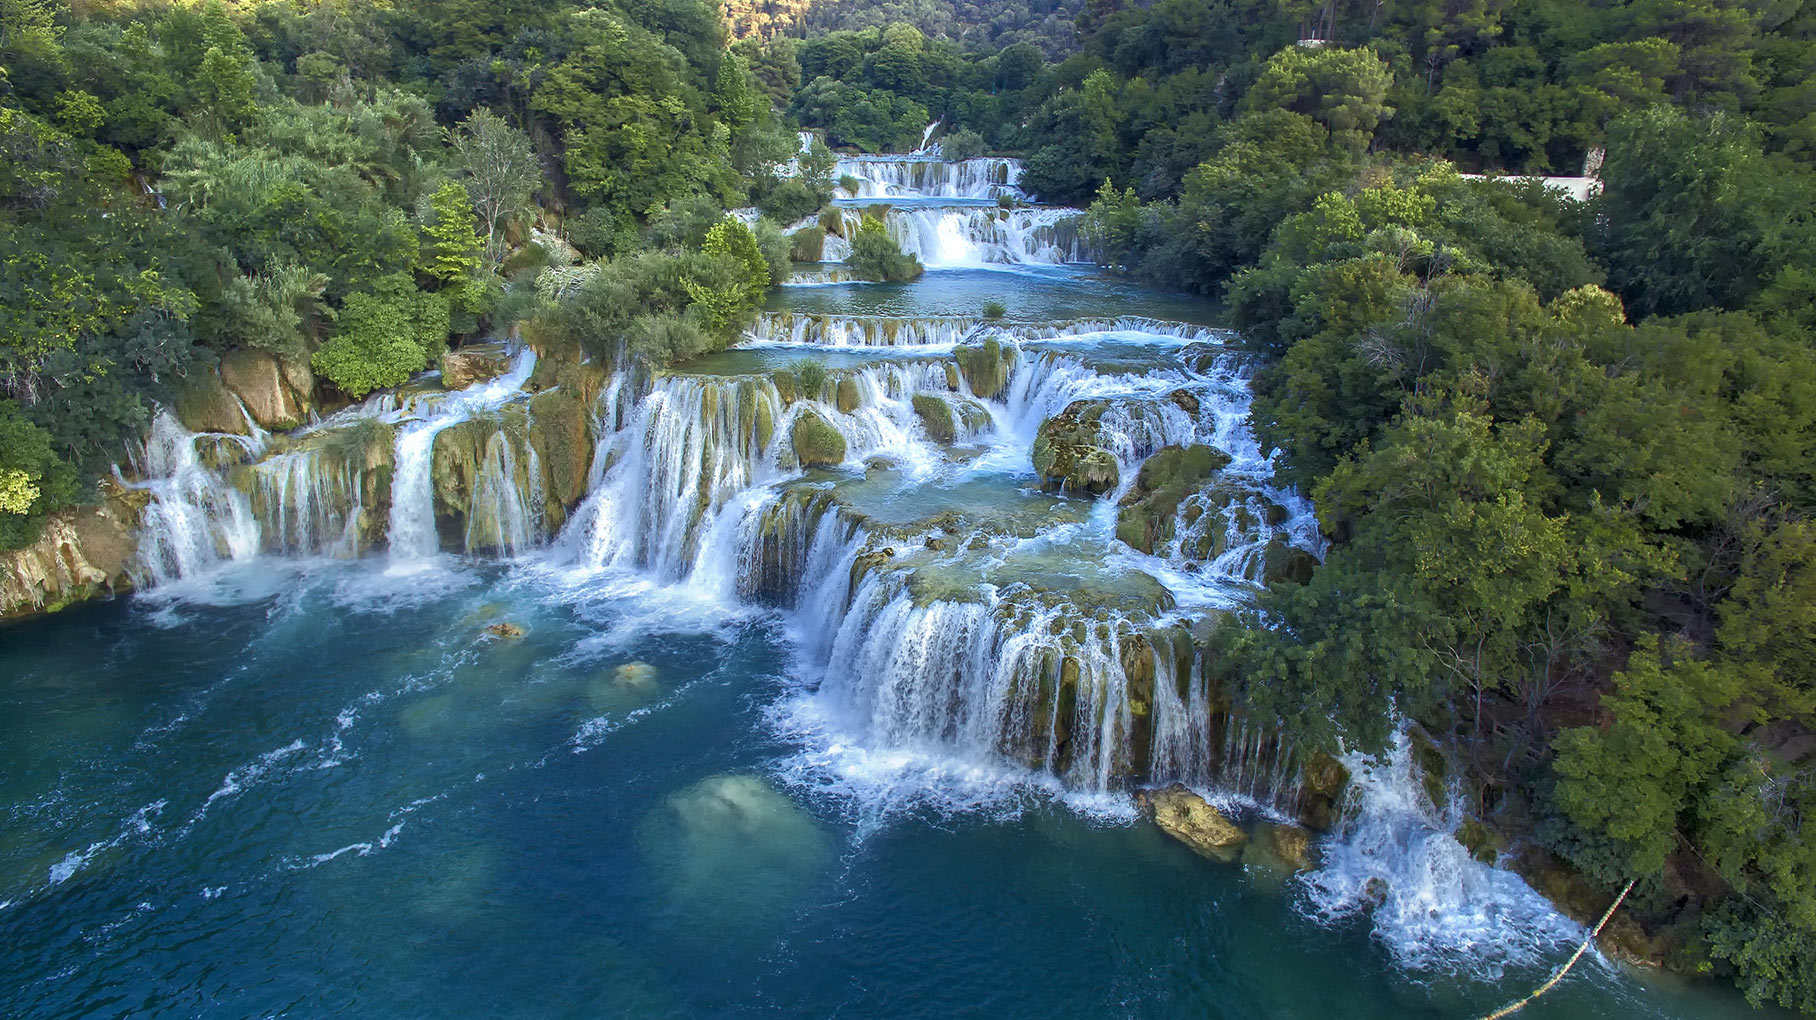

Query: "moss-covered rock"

xmin=1262 ymin=538 xmax=1318 ymax=585
xmin=530 ymin=389 xmax=591 ymax=522
xmin=1140 ymin=784 xmax=1248 ymax=863
xmin=790 ymin=409 xmax=847 ymax=468
xmin=835 ymin=375 xmax=861 ymax=414
xmin=954 ymin=336 xmax=1012 ymax=399
xmin=769 ymin=369 xmax=798 ymax=405
xmin=912 ymin=393 xmax=957 ymax=443
xmin=1114 ymin=444 xmax=1233 ymax=554
xmin=1031 ymin=400 xmax=1120 ymax=496
xmin=1298 ymin=751 xmax=1351 ymax=831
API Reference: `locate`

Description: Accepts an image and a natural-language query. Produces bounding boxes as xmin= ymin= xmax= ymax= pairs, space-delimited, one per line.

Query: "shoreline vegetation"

xmin=4 ymin=0 xmax=1814 ymax=1010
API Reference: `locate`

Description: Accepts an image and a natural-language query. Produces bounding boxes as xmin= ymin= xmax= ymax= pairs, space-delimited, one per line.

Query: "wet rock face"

xmin=220 ymin=350 xmax=311 ymax=431
xmin=1262 ymin=539 xmax=1318 ymax=586
xmin=529 ymin=389 xmax=591 ymax=522
xmin=1139 ymin=784 xmax=1248 ymax=863
xmin=1031 ymin=400 xmax=1121 ymax=496
xmin=1114 ymin=444 xmax=1233 ymax=554
xmin=791 ymin=409 xmax=847 ymax=468
xmin=174 ymin=370 xmax=252 ymax=435
xmin=441 ymin=347 xmax=512 ymax=390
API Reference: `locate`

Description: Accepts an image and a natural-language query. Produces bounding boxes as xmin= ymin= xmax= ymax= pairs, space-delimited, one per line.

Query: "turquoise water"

xmin=0 ymin=265 xmax=1781 ymax=1020
xmin=0 ymin=559 xmax=1775 ymax=1020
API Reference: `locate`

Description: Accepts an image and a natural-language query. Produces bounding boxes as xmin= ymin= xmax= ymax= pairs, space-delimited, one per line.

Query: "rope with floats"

xmin=1473 ymin=878 xmax=1637 ymax=1020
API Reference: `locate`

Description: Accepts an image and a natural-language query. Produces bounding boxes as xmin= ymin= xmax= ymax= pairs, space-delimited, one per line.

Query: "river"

xmin=0 ymin=154 xmax=1776 ymax=1020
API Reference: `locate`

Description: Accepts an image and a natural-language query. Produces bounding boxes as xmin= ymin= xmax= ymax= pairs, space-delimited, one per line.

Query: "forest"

xmin=3 ymin=0 xmax=1814 ymax=1010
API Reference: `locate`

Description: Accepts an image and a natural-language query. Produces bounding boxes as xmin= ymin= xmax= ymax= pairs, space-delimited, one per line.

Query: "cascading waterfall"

xmin=132 ymin=411 xmax=264 ymax=585
xmin=832 ymin=205 xmax=1084 ymax=267
xmin=1304 ymin=732 xmax=1582 ymax=975
xmin=385 ymin=349 xmax=537 ymax=570
xmin=746 ymin=313 xmax=982 ymax=348
xmin=835 ymin=155 xmax=1025 ymax=201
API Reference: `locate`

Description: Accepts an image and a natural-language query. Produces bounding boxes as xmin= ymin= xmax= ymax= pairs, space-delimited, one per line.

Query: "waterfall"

xmin=1305 ymin=732 xmax=1582 ymax=975
xmin=131 ymin=411 xmax=263 ymax=585
xmin=745 ymin=313 xmax=982 ymax=348
xmin=832 ymin=205 xmax=1084 ymax=267
xmin=834 ymin=156 xmax=1025 ymax=201
xmin=385 ymin=348 xmax=537 ymax=570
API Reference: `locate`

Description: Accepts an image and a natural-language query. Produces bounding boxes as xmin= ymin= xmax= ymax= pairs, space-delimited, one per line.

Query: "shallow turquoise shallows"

xmin=0 ymin=557 xmax=1777 ymax=1020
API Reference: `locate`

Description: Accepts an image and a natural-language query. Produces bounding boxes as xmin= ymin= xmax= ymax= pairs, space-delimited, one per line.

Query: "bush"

xmin=941 ymin=127 xmax=987 ymax=161
xmin=983 ymin=300 xmax=1006 ymax=319
xmin=312 ymin=274 xmax=451 ymax=398
xmin=846 ymin=218 xmax=923 ymax=282
xmin=838 ymin=173 xmax=861 ymax=196
xmin=795 ymin=360 xmax=827 ymax=397
xmin=752 ymin=218 xmax=793 ymax=284
xmin=757 ymin=178 xmax=826 ymax=224
xmin=568 ymin=206 xmax=629 ymax=259
xmin=789 ymin=225 xmax=827 ymax=262
xmin=0 ymin=399 xmax=79 ymax=550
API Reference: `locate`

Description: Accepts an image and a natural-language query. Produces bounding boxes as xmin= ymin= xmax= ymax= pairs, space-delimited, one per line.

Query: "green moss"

xmin=791 ymin=409 xmax=847 ymax=467
xmin=912 ymin=393 xmax=957 ymax=443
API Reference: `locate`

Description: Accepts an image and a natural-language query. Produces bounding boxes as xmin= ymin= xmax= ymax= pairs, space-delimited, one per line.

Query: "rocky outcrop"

xmin=1032 ymin=400 xmax=1119 ymax=496
xmin=911 ymin=393 xmax=991 ymax=445
xmin=220 ymin=350 xmax=312 ymax=430
xmin=441 ymin=346 xmax=512 ymax=390
xmin=1139 ymin=784 xmax=1248 ymax=863
xmin=1115 ymin=444 xmax=1232 ymax=554
xmin=1262 ymin=538 xmax=1318 ymax=585
xmin=174 ymin=369 xmax=252 ymax=435
xmin=791 ymin=409 xmax=846 ymax=468
xmin=1 ymin=485 xmax=146 ymax=618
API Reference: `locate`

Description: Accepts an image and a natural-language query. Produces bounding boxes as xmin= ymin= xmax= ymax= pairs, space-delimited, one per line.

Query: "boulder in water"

xmin=441 ymin=347 xmax=511 ymax=390
xmin=791 ymin=409 xmax=847 ymax=468
xmin=912 ymin=394 xmax=957 ymax=443
xmin=1140 ymin=784 xmax=1248 ymax=863
xmin=835 ymin=376 xmax=861 ymax=413
xmin=1032 ymin=400 xmax=1120 ymax=496
xmin=1115 ymin=444 xmax=1232 ymax=554
xmin=484 ymin=622 xmax=525 ymax=640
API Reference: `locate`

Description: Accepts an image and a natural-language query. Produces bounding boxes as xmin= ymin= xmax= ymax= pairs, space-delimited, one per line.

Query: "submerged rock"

xmin=791 ymin=409 xmax=847 ymax=468
xmin=614 ymin=661 xmax=659 ymax=693
xmin=1140 ymin=784 xmax=1248 ymax=863
xmin=1031 ymin=400 xmax=1120 ymax=496
xmin=1115 ymin=444 xmax=1232 ymax=554
xmin=484 ymin=622 xmax=526 ymax=639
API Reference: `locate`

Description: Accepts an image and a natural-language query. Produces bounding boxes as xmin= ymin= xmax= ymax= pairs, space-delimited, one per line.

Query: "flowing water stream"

xmin=0 ymin=154 xmax=1777 ymax=1020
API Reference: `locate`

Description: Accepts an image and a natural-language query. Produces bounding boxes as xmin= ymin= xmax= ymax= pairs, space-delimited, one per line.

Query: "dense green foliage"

xmin=0 ymin=0 xmax=809 ymax=546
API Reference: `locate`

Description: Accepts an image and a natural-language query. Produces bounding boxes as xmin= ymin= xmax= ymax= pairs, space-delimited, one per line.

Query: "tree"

xmin=450 ymin=109 xmax=540 ymax=265
xmin=0 ymin=398 xmax=77 ymax=549
xmin=419 ymin=181 xmax=486 ymax=314
xmin=698 ymin=217 xmax=769 ymax=306
xmin=1244 ymin=45 xmax=1394 ymax=153
xmin=1551 ymin=636 xmax=1742 ymax=880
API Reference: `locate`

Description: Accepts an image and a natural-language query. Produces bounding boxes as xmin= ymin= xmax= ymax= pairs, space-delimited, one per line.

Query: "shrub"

xmin=0 ymin=399 xmax=79 ymax=550
xmin=789 ymin=225 xmax=827 ymax=262
xmin=312 ymin=274 xmax=451 ymax=398
xmin=941 ymin=127 xmax=987 ymax=161
xmin=795 ymin=360 xmax=828 ymax=397
xmin=983 ymin=300 xmax=1006 ymax=319
xmin=846 ymin=218 xmax=923 ymax=282
xmin=758 ymin=178 xmax=825 ymax=224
